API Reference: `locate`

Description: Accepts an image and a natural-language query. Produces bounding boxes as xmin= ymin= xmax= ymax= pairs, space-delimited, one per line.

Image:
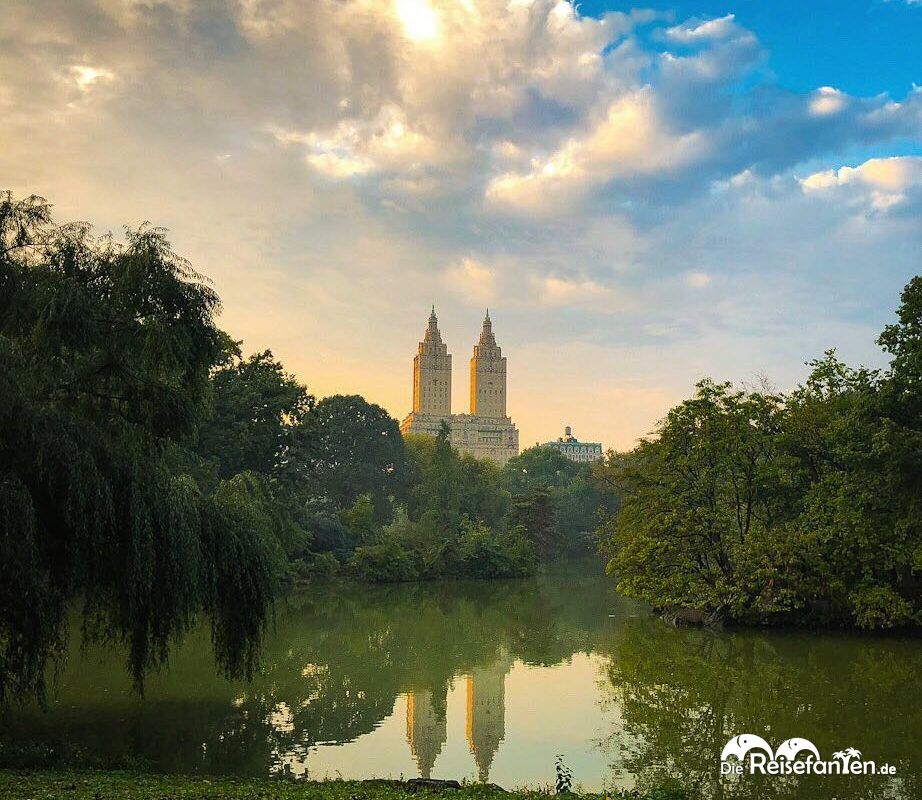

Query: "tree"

xmin=510 ymin=488 xmax=560 ymax=560
xmin=596 ymin=276 xmax=922 ymax=630
xmin=503 ymin=446 xmax=606 ymax=555
xmin=503 ymin=446 xmax=576 ymax=495
xmin=0 ymin=192 xmax=278 ymax=704
xmin=405 ymin=424 xmax=511 ymax=532
xmin=597 ymin=380 xmax=788 ymax=622
xmin=197 ymin=348 xmax=315 ymax=484
xmin=309 ymin=394 xmax=410 ymax=523
xmin=340 ymin=493 xmax=380 ymax=546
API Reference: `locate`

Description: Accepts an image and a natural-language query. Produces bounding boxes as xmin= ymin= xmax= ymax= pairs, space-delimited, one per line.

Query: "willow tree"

xmin=0 ymin=192 xmax=278 ymax=704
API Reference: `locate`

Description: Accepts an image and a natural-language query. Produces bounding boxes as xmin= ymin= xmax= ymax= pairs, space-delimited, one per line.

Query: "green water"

xmin=1 ymin=566 xmax=919 ymax=798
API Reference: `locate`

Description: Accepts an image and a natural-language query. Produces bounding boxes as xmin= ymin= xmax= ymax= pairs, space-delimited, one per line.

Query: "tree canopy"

xmin=0 ymin=193 xmax=278 ymax=704
xmin=597 ymin=277 xmax=922 ymax=629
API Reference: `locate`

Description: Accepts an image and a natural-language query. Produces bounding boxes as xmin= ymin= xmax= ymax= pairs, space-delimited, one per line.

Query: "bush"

xmin=849 ymin=585 xmax=913 ymax=629
xmin=349 ymin=540 xmax=419 ymax=583
xmin=455 ymin=520 xmax=533 ymax=578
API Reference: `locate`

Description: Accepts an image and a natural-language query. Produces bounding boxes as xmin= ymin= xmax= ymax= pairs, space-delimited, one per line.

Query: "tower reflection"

xmin=405 ymin=686 xmax=447 ymax=778
xmin=405 ymin=651 xmax=513 ymax=782
xmin=466 ymin=651 xmax=512 ymax=781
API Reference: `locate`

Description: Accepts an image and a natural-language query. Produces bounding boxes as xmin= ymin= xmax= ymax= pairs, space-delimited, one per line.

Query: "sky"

xmin=1 ymin=0 xmax=920 ymax=451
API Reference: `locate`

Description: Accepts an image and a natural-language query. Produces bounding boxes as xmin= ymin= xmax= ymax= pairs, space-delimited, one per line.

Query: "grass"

xmin=0 ymin=771 xmax=659 ymax=800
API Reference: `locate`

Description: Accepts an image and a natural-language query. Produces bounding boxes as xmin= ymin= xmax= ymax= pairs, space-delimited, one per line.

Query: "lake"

xmin=1 ymin=564 xmax=918 ymax=799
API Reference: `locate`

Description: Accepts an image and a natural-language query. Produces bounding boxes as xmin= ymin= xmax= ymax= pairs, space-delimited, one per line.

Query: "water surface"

xmin=2 ymin=566 xmax=918 ymax=798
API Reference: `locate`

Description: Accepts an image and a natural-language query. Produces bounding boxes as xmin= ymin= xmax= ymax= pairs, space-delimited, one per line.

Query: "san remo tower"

xmin=401 ymin=308 xmax=519 ymax=465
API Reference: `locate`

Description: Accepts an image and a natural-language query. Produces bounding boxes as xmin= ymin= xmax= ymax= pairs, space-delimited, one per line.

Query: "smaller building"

xmin=543 ymin=426 xmax=603 ymax=464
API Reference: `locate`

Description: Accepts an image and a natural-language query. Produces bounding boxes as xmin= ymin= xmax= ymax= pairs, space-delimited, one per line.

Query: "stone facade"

xmin=412 ymin=306 xmax=452 ymax=417
xmin=401 ymin=309 xmax=519 ymax=465
xmin=543 ymin=425 xmax=603 ymax=463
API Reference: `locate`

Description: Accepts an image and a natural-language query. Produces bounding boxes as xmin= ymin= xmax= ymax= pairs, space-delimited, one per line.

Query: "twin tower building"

xmin=400 ymin=307 xmax=519 ymax=465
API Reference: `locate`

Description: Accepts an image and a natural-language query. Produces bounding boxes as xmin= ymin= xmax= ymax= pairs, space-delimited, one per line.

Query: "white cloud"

xmin=270 ymin=104 xmax=454 ymax=180
xmin=666 ymin=14 xmax=738 ymax=43
xmin=533 ymin=275 xmax=617 ymax=310
xmin=809 ymin=86 xmax=847 ymax=116
xmin=485 ymin=88 xmax=706 ymax=214
xmin=801 ymin=156 xmax=922 ymax=211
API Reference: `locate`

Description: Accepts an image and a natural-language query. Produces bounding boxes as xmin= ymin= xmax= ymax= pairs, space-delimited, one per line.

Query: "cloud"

xmin=665 ymin=13 xmax=738 ymax=43
xmin=485 ymin=88 xmax=706 ymax=214
xmin=801 ymin=156 xmax=922 ymax=212
xmin=394 ymin=0 xmax=441 ymax=43
xmin=1 ymin=0 xmax=920 ymax=448
xmin=69 ymin=65 xmax=114 ymax=91
xmin=444 ymin=257 xmax=497 ymax=304
xmin=532 ymin=275 xmax=618 ymax=311
xmin=809 ymin=86 xmax=848 ymax=116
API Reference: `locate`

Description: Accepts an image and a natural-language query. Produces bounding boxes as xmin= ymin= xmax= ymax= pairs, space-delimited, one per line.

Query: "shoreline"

xmin=0 ymin=769 xmax=676 ymax=800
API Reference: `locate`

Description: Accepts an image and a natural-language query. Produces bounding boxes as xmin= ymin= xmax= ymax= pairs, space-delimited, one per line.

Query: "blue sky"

xmin=2 ymin=0 xmax=920 ymax=449
xmin=583 ymin=0 xmax=921 ymax=97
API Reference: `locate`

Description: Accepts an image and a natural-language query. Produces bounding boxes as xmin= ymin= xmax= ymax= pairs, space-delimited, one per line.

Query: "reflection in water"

xmin=0 ymin=565 xmax=918 ymax=799
xmin=406 ymin=688 xmax=446 ymax=778
xmin=466 ymin=652 xmax=512 ymax=781
xmin=604 ymin=617 xmax=920 ymax=800
xmin=405 ymin=652 xmax=512 ymax=782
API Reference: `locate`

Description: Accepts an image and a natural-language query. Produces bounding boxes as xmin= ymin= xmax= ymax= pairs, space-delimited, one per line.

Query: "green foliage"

xmin=848 ymin=584 xmax=913 ymax=629
xmin=0 ymin=193 xmax=279 ymax=704
xmin=405 ymin=428 xmax=511 ymax=531
xmin=350 ymin=538 xmax=420 ymax=583
xmin=503 ymin=446 xmax=610 ymax=556
xmin=348 ymin=511 xmax=532 ymax=583
xmin=340 ymin=493 xmax=381 ymax=546
xmin=598 ymin=279 xmax=922 ymax=629
xmin=510 ymin=489 xmax=560 ymax=560
xmin=311 ymin=395 xmax=410 ymax=522
xmin=452 ymin=519 xmax=533 ymax=579
xmin=197 ymin=348 xmax=315 ymax=483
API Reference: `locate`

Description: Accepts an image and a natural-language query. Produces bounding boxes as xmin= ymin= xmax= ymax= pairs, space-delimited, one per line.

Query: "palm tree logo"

xmin=833 ymin=747 xmax=862 ymax=761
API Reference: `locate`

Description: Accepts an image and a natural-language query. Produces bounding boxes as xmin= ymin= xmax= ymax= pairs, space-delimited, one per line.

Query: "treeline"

xmin=597 ymin=277 xmax=922 ymax=630
xmin=0 ymin=193 xmax=603 ymax=704
xmin=196 ymin=347 xmax=606 ymax=586
xmin=340 ymin=431 xmax=611 ymax=583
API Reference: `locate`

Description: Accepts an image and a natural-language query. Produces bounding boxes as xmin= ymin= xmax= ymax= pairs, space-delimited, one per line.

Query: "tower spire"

xmin=478 ymin=308 xmax=496 ymax=347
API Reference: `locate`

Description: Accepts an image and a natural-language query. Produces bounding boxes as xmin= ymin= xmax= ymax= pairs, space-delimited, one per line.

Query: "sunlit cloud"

xmin=801 ymin=156 xmax=922 ymax=212
xmin=809 ymin=86 xmax=848 ymax=116
xmin=444 ymin=258 xmax=497 ymax=305
xmin=533 ymin=276 xmax=618 ymax=311
xmin=395 ymin=0 xmax=440 ymax=42
xmin=69 ymin=65 xmax=114 ymax=91
xmin=486 ymin=88 xmax=706 ymax=215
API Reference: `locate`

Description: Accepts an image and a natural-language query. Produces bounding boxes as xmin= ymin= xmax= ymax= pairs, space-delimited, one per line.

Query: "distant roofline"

xmin=541 ymin=440 xmax=602 ymax=448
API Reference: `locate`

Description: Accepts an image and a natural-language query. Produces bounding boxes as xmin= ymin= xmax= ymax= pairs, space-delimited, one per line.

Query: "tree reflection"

xmin=3 ymin=569 xmax=918 ymax=800
xmin=0 ymin=568 xmax=614 ymax=776
xmin=602 ymin=617 xmax=920 ymax=800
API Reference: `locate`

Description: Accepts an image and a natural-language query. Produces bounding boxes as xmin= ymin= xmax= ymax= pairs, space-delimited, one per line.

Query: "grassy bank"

xmin=0 ymin=771 xmax=686 ymax=800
